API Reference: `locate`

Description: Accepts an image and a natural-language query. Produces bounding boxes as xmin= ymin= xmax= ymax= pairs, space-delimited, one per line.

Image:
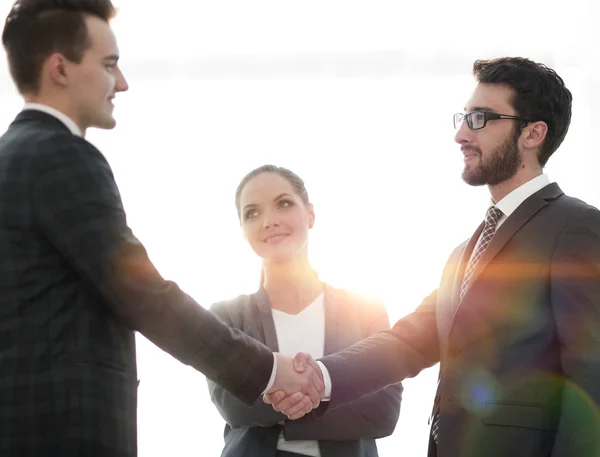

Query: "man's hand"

xmin=264 ymin=352 xmax=323 ymax=420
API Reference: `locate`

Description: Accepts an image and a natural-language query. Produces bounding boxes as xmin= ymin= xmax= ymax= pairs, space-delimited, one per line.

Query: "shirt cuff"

xmin=262 ymin=352 xmax=278 ymax=395
xmin=316 ymin=361 xmax=332 ymax=401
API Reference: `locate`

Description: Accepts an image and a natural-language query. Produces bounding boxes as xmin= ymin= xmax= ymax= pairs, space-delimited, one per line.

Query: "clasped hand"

xmin=263 ymin=352 xmax=324 ymax=420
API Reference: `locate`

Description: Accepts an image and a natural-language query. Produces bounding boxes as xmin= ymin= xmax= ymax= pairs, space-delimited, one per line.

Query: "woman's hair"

xmin=235 ymin=164 xmax=310 ymax=220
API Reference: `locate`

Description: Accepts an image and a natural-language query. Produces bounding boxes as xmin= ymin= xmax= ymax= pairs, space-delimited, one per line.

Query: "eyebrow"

xmin=273 ymin=192 xmax=293 ymax=201
xmin=103 ymin=55 xmax=119 ymax=64
xmin=242 ymin=193 xmax=293 ymax=212
xmin=465 ymin=106 xmax=498 ymax=113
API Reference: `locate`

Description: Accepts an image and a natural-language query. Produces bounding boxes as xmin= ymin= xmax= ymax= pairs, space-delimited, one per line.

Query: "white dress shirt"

xmin=494 ymin=173 xmax=551 ymax=227
xmin=272 ymin=292 xmax=325 ymax=456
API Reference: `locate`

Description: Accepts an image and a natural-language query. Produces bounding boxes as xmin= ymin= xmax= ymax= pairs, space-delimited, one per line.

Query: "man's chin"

xmin=461 ymin=168 xmax=487 ymax=187
xmin=92 ymin=116 xmax=117 ymax=130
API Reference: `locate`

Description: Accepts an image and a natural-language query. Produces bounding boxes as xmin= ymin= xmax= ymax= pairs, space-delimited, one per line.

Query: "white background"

xmin=1 ymin=1 xmax=599 ymax=455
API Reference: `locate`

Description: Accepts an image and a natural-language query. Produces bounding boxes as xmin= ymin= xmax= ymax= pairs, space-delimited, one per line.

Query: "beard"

xmin=462 ymin=129 xmax=522 ymax=186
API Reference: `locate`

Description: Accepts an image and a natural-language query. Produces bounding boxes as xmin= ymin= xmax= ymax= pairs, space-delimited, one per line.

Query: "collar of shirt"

xmin=491 ymin=174 xmax=551 ymax=224
xmin=270 ymin=290 xmax=325 ymax=317
xmin=22 ymin=103 xmax=83 ymax=137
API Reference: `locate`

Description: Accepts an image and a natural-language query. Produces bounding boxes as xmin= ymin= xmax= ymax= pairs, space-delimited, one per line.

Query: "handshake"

xmin=263 ymin=352 xmax=327 ymax=420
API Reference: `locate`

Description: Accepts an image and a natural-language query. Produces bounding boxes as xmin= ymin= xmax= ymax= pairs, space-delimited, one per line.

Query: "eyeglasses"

xmin=454 ymin=111 xmax=535 ymax=131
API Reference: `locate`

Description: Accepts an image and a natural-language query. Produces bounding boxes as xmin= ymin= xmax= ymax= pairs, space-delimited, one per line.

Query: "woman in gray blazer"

xmin=207 ymin=164 xmax=403 ymax=457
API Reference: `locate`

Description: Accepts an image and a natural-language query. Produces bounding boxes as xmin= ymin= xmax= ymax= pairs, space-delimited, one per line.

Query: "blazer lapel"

xmin=451 ymin=183 xmax=564 ymax=323
xmin=323 ymin=284 xmax=344 ymax=355
xmin=253 ymin=288 xmax=280 ymax=352
xmin=254 ymin=285 xmax=338 ymax=354
xmin=450 ymin=223 xmax=484 ymax=317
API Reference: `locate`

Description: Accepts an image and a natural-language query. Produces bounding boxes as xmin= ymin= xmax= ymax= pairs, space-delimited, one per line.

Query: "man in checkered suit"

xmin=0 ymin=1 xmax=322 ymax=455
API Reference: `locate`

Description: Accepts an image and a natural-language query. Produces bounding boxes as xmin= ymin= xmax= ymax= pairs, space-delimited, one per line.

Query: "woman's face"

xmin=239 ymin=172 xmax=314 ymax=263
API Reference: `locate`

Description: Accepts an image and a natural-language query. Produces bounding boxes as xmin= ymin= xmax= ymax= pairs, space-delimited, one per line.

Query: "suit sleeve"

xmin=206 ymin=302 xmax=287 ymax=428
xmin=283 ymin=299 xmax=402 ymax=440
xmin=30 ymin=137 xmax=273 ymax=405
xmin=550 ymin=207 xmax=600 ymax=457
xmin=319 ymin=289 xmax=439 ymax=412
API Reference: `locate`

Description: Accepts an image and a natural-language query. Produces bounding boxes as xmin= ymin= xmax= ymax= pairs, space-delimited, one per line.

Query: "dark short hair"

xmin=235 ymin=165 xmax=310 ymax=221
xmin=473 ymin=57 xmax=572 ymax=166
xmin=2 ymin=0 xmax=116 ymax=94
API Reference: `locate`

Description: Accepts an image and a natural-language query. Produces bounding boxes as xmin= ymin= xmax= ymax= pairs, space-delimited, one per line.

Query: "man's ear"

xmin=46 ymin=53 xmax=71 ymax=88
xmin=522 ymin=120 xmax=548 ymax=150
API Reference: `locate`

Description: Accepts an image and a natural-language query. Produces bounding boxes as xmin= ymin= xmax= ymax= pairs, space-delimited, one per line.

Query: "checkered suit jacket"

xmin=0 ymin=110 xmax=273 ymax=456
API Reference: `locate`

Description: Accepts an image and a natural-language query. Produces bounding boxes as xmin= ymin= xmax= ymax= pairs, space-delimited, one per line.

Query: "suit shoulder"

xmin=446 ymin=240 xmax=469 ymax=265
xmin=555 ymin=193 xmax=599 ymax=216
xmin=548 ymin=194 xmax=600 ymax=234
xmin=210 ymin=292 xmax=256 ymax=315
xmin=1 ymin=123 xmax=103 ymax=164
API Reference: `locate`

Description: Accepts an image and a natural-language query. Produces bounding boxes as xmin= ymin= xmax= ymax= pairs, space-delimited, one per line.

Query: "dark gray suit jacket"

xmin=207 ymin=285 xmax=403 ymax=457
xmin=319 ymin=183 xmax=600 ymax=457
xmin=0 ymin=110 xmax=274 ymax=457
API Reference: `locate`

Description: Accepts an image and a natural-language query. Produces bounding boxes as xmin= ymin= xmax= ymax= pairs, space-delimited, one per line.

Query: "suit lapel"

xmin=450 ymin=223 xmax=484 ymax=317
xmin=323 ymin=285 xmax=343 ymax=355
xmin=253 ymin=288 xmax=280 ymax=352
xmin=451 ymin=183 xmax=564 ymax=326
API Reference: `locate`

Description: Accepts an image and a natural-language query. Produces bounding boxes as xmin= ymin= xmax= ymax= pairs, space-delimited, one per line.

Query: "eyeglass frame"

xmin=454 ymin=110 xmax=536 ymax=131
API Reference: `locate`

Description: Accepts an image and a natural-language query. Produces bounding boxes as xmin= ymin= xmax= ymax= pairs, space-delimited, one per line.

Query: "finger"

xmin=305 ymin=356 xmax=321 ymax=376
xmin=303 ymin=398 xmax=314 ymax=416
xmin=305 ymin=377 xmax=321 ymax=408
xmin=285 ymin=396 xmax=313 ymax=420
xmin=263 ymin=390 xmax=286 ymax=405
xmin=272 ymin=391 xmax=304 ymax=413
xmin=293 ymin=352 xmax=310 ymax=373
xmin=303 ymin=358 xmax=324 ymax=395
xmin=286 ymin=397 xmax=314 ymax=420
xmin=311 ymin=369 xmax=325 ymax=396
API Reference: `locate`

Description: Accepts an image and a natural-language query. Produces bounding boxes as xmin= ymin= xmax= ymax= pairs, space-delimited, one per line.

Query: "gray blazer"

xmin=319 ymin=183 xmax=600 ymax=457
xmin=207 ymin=285 xmax=403 ymax=457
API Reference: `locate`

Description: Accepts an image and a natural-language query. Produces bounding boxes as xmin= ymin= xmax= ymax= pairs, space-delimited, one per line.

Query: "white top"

xmin=22 ymin=102 xmax=82 ymax=137
xmin=273 ymin=292 xmax=325 ymax=457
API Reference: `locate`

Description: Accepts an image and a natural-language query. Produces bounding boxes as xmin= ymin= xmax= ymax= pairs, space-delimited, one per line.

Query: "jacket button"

xmin=449 ymin=348 xmax=460 ymax=358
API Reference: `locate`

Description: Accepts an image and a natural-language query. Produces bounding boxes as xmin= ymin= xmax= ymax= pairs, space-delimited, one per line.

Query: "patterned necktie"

xmin=431 ymin=206 xmax=503 ymax=444
xmin=431 ymin=409 xmax=441 ymax=444
xmin=459 ymin=206 xmax=503 ymax=301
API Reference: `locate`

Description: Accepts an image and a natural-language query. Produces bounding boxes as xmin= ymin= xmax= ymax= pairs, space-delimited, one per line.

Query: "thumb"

xmin=293 ymin=352 xmax=311 ymax=373
xmin=264 ymin=390 xmax=286 ymax=405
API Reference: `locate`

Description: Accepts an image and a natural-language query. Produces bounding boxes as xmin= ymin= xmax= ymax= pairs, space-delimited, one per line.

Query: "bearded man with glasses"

xmin=267 ymin=57 xmax=600 ymax=457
